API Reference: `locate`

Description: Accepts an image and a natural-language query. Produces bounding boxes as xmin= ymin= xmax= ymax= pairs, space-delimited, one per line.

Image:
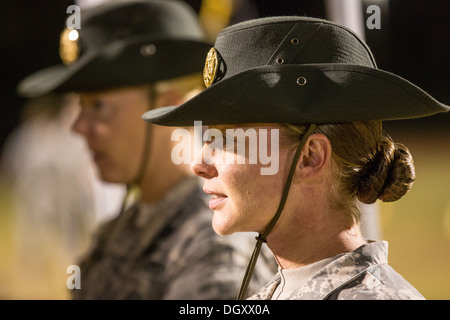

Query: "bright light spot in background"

xmin=68 ymin=29 xmax=79 ymax=41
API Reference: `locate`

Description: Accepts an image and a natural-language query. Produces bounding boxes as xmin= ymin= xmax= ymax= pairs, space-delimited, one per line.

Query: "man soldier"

xmin=17 ymin=0 xmax=276 ymax=299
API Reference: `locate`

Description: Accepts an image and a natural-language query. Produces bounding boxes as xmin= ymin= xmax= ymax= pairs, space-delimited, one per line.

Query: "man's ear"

xmin=293 ymin=133 xmax=332 ymax=184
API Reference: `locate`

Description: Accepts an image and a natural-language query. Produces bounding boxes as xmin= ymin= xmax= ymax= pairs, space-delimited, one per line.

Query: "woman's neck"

xmin=266 ymin=209 xmax=367 ymax=269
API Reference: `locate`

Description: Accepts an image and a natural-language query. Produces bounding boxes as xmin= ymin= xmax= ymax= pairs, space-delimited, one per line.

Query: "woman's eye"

xmin=93 ymin=101 xmax=103 ymax=110
xmin=93 ymin=100 xmax=114 ymax=120
xmin=204 ymin=132 xmax=215 ymax=142
xmin=223 ymin=134 xmax=239 ymax=153
xmin=221 ymin=133 xmax=231 ymax=145
xmin=222 ymin=133 xmax=229 ymax=145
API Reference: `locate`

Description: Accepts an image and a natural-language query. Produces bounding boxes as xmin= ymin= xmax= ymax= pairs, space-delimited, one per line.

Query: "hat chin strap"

xmin=118 ymin=88 xmax=156 ymax=214
xmin=115 ymin=121 xmax=153 ymax=217
xmin=102 ymin=98 xmax=155 ymax=255
xmin=131 ymin=123 xmax=153 ymax=187
xmin=236 ymin=123 xmax=317 ymax=300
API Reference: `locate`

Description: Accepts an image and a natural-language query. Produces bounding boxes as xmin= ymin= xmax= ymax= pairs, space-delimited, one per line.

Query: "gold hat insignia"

xmin=59 ymin=28 xmax=80 ymax=65
xmin=203 ymin=47 xmax=218 ymax=88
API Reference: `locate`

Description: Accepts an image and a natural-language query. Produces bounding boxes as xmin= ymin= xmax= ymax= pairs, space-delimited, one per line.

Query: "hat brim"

xmin=17 ymin=37 xmax=211 ymax=98
xmin=142 ymin=64 xmax=449 ymax=126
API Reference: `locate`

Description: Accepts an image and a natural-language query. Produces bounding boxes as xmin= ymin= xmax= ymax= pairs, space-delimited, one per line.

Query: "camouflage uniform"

xmin=248 ymin=241 xmax=425 ymax=300
xmin=72 ymin=177 xmax=276 ymax=299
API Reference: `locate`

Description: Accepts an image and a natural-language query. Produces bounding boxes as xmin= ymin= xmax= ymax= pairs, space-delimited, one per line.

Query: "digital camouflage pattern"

xmin=248 ymin=241 xmax=425 ymax=300
xmin=72 ymin=177 xmax=276 ymax=299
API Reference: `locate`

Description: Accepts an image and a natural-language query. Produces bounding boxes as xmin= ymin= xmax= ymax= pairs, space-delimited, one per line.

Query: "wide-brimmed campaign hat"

xmin=142 ymin=16 xmax=449 ymax=126
xmin=17 ymin=0 xmax=211 ymax=98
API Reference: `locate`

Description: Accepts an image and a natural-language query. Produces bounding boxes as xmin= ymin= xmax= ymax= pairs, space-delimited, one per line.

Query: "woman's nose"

xmin=191 ymin=144 xmax=218 ymax=179
xmin=72 ymin=109 xmax=90 ymax=137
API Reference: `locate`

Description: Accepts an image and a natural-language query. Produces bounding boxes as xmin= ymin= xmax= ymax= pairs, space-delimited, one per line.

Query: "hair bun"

xmin=356 ymin=136 xmax=415 ymax=204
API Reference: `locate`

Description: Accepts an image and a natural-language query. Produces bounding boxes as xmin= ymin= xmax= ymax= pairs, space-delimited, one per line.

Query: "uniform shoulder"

xmin=332 ymin=265 xmax=425 ymax=300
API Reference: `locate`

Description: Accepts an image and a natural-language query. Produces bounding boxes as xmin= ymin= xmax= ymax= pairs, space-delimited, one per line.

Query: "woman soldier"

xmin=17 ymin=1 xmax=276 ymax=299
xmin=142 ymin=17 xmax=449 ymax=300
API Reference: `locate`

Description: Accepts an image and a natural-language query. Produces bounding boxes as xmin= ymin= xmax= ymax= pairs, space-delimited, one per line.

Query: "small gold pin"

xmin=59 ymin=28 xmax=80 ymax=65
xmin=203 ymin=47 xmax=219 ymax=88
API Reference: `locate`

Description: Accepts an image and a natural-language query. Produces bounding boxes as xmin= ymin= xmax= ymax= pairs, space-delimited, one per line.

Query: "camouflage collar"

xmin=249 ymin=241 xmax=389 ymax=300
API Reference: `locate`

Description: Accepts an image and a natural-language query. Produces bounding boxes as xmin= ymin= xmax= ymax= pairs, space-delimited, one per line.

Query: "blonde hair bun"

xmin=356 ymin=136 xmax=415 ymax=204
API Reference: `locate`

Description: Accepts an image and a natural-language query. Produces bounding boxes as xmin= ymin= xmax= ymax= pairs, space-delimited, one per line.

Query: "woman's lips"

xmin=208 ymin=196 xmax=227 ymax=210
xmin=203 ymin=188 xmax=228 ymax=210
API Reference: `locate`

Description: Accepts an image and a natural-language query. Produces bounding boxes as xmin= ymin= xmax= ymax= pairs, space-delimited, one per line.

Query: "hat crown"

xmin=143 ymin=16 xmax=449 ymax=127
xmin=18 ymin=0 xmax=211 ymax=98
xmin=74 ymin=0 xmax=205 ymax=55
xmin=211 ymin=17 xmax=377 ymax=83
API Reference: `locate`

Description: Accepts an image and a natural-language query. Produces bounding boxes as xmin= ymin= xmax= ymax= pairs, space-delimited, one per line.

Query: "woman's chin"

xmin=212 ymin=223 xmax=233 ymax=236
xmin=211 ymin=215 xmax=236 ymax=236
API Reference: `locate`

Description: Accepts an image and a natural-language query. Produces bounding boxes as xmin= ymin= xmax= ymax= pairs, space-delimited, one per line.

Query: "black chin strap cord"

xmin=236 ymin=123 xmax=316 ymax=300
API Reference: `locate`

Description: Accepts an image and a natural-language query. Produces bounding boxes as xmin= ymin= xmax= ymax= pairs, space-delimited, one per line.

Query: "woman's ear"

xmin=293 ymin=133 xmax=332 ymax=184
